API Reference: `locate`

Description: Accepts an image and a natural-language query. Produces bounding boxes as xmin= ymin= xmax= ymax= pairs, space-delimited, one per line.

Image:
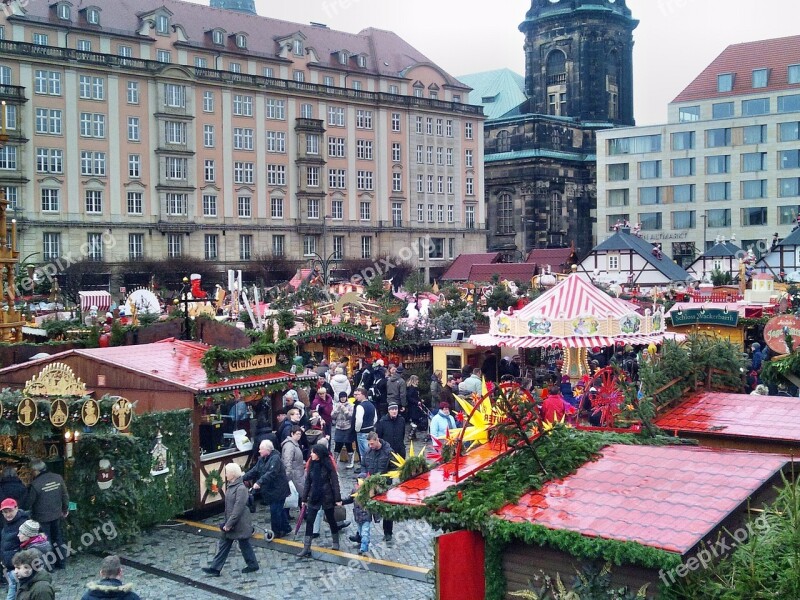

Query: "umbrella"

xmin=293 ymin=504 xmax=306 ymax=538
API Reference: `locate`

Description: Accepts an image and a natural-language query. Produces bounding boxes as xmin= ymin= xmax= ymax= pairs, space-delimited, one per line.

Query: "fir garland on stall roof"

xmin=200 ymin=338 xmax=297 ymax=382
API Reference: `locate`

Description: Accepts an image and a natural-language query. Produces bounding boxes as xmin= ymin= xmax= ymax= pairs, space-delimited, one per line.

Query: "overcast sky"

xmin=197 ymin=0 xmax=798 ymax=125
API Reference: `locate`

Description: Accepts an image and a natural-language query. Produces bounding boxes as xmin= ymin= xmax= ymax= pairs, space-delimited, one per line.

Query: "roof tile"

xmin=440 ymin=253 xmax=502 ymax=281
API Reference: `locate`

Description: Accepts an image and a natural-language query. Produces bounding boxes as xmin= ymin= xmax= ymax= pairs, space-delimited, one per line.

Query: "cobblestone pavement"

xmin=51 ymin=437 xmax=438 ymax=600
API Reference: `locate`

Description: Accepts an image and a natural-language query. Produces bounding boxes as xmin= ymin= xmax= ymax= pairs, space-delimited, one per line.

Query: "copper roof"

xmin=673 ymin=35 xmax=800 ymax=103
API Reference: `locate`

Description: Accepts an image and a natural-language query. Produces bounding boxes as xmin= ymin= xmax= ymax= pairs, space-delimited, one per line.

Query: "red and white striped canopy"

xmin=516 ymin=274 xmax=635 ymax=321
xmin=79 ymin=291 xmax=111 ymax=313
xmin=469 ymin=332 xmax=681 ymax=349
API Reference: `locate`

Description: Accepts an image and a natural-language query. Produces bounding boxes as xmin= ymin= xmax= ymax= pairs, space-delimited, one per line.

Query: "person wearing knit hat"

xmin=18 ymin=519 xmax=52 ymax=557
xmin=297 ymin=443 xmax=342 ymax=558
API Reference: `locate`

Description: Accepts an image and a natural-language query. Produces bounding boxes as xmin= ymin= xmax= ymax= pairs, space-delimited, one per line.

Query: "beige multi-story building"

xmin=597 ymin=35 xmax=800 ymax=268
xmin=0 ymin=0 xmax=485 ymax=287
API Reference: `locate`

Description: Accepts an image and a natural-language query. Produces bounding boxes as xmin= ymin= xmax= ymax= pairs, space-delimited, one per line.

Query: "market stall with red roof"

xmin=654 ymin=391 xmax=800 ymax=455
xmin=0 ymin=338 xmax=313 ymax=509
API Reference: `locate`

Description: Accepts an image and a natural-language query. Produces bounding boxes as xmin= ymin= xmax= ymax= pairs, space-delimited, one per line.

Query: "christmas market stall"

xmin=654 ymin=391 xmax=800 ymax=455
xmin=0 ymin=337 xmax=311 ymax=512
xmin=358 ymin=382 xmax=794 ymax=600
xmin=469 ymin=273 xmax=670 ymax=380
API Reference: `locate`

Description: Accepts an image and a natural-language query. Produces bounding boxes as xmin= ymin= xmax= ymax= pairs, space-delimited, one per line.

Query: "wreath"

xmin=205 ymin=469 xmax=223 ymax=495
xmin=354 ymin=474 xmax=391 ymax=505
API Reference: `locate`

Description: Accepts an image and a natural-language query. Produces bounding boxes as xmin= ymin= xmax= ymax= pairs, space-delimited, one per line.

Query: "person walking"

xmin=406 ymin=375 xmax=425 ymax=439
xmin=243 ymin=440 xmax=291 ymax=539
xmin=351 ymin=388 xmax=377 ymax=468
xmin=331 ymin=392 xmax=355 ymax=468
xmin=359 ymin=432 xmax=394 ymax=542
xmin=385 ymin=366 xmax=407 ymax=415
xmin=202 ymin=463 xmax=259 ymax=576
xmin=281 ymin=426 xmax=306 ymax=521
xmin=81 ymin=555 xmax=141 ymax=600
xmin=25 ymin=461 xmax=68 ymax=570
xmin=297 ymin=444 xmax=342 ymax=558
xmin=376 ymin=403 xmax=405 ymax=460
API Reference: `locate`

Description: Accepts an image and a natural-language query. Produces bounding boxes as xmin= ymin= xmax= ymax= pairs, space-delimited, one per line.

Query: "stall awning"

xmin=470 ymin=334 xmax=615 ymax=349
xmin=79 ymin=291 xmax=111 ymax=313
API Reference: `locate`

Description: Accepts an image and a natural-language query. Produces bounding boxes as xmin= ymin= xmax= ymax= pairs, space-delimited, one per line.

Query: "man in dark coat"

xmin=360 ymin=432 xmax=395 ymax=542
xmin=376 ymin=403 xmax=405 ymax=460
xmin=81 ymin=555 xmax=141 ymax=600
xmin=243 ymin=439 xmax=291 ymax=538
xmin=1 ymin=498 xmax=28 ymax=575
xmin=25 ymin=460 xmax=68 ymax=569
xmin=0 ymin=468 xmax=26 ymax=508
xmin=202 ymin=463 xmax=259 ymax=576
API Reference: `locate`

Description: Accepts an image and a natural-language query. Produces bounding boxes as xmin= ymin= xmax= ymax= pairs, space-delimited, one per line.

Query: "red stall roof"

xmin=0 ymin=338 xmax=301 ymax=394
xmin=495 ymin=444 xmax=787 ymax=554
xmin=654 ymin=392 xmax=800 ymax=445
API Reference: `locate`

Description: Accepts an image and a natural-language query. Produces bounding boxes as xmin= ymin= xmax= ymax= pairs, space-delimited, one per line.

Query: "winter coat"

xmin=302 ymin=456 xmax=341 ymax=509
xmin=15 ymin=569 xmax=54 ymax=600
xmin=376 ymin=414 xmax=406 ymax=459
xmin=243 ymin=452 xmax=290 ymax=504
xmin=386 ymin=374 xmax=407 ymax=408
xmin=331 ymin=400 xmax=355 ymax=444
xmin=221 ymin=477 xmax=253 ymax=540
xmin=1 ymin=508 xmax=29 ymax=569
xmin=429 ymin=376 xmax=442 ymax=406
xmin=430 ymin=410 xmax=456 ymax=439
xmin=0 ymin=476 xmax=27 ymax=507
xmin=20 ymin=534 xmax=53 ymax=560
xmin=26 ymin=471 xmax=69 ymax=524
xmin=360 ymin=438 xmax=393 ymax=477
xmin=310 ymin=394 xmax=334 ymax=427
xmin=81 ymin=578 xmax=141 ymax=600
xmin=356 ymin=366 xmax=374 ymax=392
xmin=460 ymin=374 xmax=482 ymax=396
xmin=330 ymin=373 xmax=352 ymax=399
xmin=440 ymin=385 xmax=456 ymax=407
xmin=281 ymin=437 xmax=306 ymax=498
xmin=342 ymin=484 xmax=376 ymax=525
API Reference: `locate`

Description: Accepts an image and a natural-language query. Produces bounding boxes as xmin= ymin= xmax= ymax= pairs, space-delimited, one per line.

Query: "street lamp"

xmin=172 ymin=276 xmax=210 ymax=340
xmin=700 ymin=213 xmax=707 ymax=253
xmin=308 ymin=251 xmax=340 ymax=287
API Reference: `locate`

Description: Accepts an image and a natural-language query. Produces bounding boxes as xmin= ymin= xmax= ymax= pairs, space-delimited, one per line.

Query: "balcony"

xmin=547 ymin=73 xmax=567 ymax=86
xmin=0 ymin=85 xmax=27 ymax=103
xmin=156 ymin=220 xmax=199 ymax=234
xmin=296 ymin=223 xmax=324 ymax=235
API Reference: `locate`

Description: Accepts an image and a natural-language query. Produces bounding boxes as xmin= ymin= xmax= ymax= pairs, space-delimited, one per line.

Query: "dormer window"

xmin=752 ymin=69 xmax=768 ymax=89
xmin=717 ymin=73 xmax=734 ymax=93
xmin=57 ymin=4 xmax=70 ymax=20
xmin=293 ymin=39 xmax=303 ymax=56
xmin=338 ymin=51 xmax=347 ymax=65
xmin=235 ymin=34 xmax=247 ymax=49
xmin=357 ymin=55 xmax=366 ymax=68
xmin=155 ymin=14 xmax=169 ymax=35
xmin=212 ymin=29 xmax=224 ymax=45
xmin=87 ymin=8 xmax=99 ymax=25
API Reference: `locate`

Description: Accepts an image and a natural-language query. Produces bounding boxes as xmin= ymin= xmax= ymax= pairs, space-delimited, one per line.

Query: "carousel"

xmin=469 ymin=272 xmax=673 ymax=380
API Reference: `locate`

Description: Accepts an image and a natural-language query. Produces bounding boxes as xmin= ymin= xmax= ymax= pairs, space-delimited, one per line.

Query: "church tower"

xmin=520 ymin=0 xmax=637 ymax=125
xmin=210 ymin=0 xmax=257 ymax=15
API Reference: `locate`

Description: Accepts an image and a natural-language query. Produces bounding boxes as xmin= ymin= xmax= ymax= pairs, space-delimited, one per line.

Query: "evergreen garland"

xmin=200 ymin=338 xmax=297 ymax=382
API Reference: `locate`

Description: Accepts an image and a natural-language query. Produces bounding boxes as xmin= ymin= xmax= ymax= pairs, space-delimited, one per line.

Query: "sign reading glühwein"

xmin=670 ymin=308 xmax=739 ymax=328
xmin=228 ymin=354 xmax=277 ymax=373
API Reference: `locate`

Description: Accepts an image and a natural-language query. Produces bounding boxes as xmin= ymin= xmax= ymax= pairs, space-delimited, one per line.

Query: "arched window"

xmin=546 ymin=50 xmax=567 ymax=116
xmin=497 ymin=130 xmax=511 ymax=153
xmin=497 ymin=193 xmax=514 ymax=234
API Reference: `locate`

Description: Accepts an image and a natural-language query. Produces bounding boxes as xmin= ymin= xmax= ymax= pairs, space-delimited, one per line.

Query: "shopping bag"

xmin=284 ymin=481 xmax=299 ymax=509
xmin=339 ymin=447 xmax=349 ymax=462
xmin=333 ymin=505 xmax=347 ymax=523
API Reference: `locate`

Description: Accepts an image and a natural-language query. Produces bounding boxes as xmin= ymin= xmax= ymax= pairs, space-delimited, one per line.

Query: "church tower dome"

xmin=210 ymin=0 xmax=257 ymax=15
xmin=520 ymin=0 xmax=638 ymax=124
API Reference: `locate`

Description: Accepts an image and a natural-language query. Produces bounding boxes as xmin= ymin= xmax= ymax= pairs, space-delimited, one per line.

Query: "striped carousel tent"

xmin=469 ymin=274 xmax=668 ymax=351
